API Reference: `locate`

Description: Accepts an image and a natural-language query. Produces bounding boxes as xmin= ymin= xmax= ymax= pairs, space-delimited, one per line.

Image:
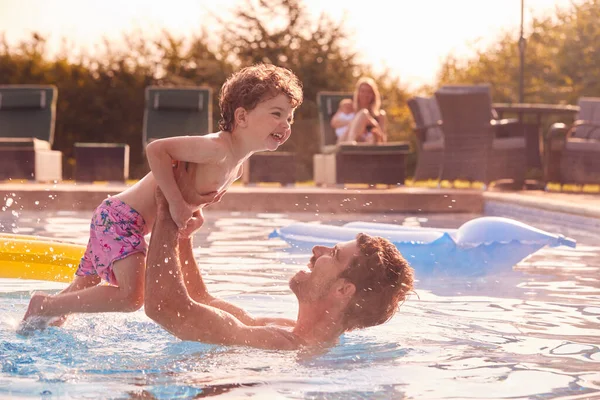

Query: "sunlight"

xmin=0 ymin=0 xmax=573 ymax=86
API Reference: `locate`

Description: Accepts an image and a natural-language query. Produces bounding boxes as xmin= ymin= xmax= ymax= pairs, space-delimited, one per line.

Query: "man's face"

xmin=289 ymin=240 xmax=359 ymax=303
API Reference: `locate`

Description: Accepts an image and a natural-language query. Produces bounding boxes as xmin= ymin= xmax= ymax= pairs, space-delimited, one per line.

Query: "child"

xmin=19 ymin=64 xmax=303 ymax=332
xmin=332 ymin=99 xmax=355 ymax=141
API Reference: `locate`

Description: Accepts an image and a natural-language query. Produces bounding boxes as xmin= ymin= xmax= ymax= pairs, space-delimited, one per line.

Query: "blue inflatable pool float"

xmin=269 ymin=217 xmax=576 ymax=276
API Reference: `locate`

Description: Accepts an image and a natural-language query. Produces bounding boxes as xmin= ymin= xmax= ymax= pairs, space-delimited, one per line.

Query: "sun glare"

xmin=0 ymin=0 xmax=572 ymax=86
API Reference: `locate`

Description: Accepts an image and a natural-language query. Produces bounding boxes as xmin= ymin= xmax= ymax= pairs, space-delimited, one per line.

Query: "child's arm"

xmin=146 ymin=135 xmax=225 ymax=228
xmin=330 ymin=106 xmax=352 ymax=129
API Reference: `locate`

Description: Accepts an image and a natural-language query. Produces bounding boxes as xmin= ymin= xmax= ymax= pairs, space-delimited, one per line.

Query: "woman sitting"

xmin=330 ymin=77 xmax=388 ymax=144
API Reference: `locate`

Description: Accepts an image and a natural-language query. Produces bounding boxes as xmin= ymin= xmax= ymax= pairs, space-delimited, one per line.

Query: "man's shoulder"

xmin=249 ymin=326 xmax=307 ymax=350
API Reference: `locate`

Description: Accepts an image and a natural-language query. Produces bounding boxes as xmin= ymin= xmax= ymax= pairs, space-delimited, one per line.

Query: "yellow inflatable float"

xmin=0 ymin=233 xmax=84 ymax=283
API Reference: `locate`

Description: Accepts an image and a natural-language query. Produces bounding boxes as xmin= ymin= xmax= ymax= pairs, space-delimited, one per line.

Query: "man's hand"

xmin=169 ymin=200 xmax=195 ymax=229
xmin=179 ymin=209 xmax=205 ymax=239
xmin=155 ymin=187 xmax=224 ymax=226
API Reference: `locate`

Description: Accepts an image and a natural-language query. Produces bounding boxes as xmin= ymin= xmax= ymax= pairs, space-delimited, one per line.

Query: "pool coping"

xmin=483 ymin=191 xmax=600 ymax=220
xmin=0 ymin=183 xmax=483 ymax=214
xmin=0 ymin=182 xmax=598 ymax=219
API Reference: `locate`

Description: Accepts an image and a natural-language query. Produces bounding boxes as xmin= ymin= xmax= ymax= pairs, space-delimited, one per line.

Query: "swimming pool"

xmin=1 ymin=210 xmax=599 ymax=399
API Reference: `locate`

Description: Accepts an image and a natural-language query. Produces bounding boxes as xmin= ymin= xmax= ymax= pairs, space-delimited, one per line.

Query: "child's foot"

xmin=17 ymin=292 xmax=55 ymax=335
xmin=22 ymin=292 xmax=50 ymax=319
xmin=49 ymin=315 xmax=68 ymax=327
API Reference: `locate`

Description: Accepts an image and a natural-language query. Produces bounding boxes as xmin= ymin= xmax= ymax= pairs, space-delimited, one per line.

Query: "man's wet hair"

xmin=340 ymin=233 xmax=415 ymax=331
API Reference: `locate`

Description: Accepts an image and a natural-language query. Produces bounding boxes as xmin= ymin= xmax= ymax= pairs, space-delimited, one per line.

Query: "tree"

xmin=0 ymin=0 xmax=417 ymax=180
xmin=435 ymin=0 xmax=600 ymax=105
xmin=218 ymin=0 xmax=362 ymax=178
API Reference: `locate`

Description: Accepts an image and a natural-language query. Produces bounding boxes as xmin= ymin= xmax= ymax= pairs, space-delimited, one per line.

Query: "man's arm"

xmin=179 ymin=236 xmax=296 ymax=327
xmin=144 ymin=197 xmax=300 ymax=349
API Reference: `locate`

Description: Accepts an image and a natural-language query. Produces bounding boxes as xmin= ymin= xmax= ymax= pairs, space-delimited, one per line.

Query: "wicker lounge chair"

xmin=407 ymin=96 xmax=444 ymax=181
xmin=314 ymin=91 xmax=410 ymax=186
xmin=433 ymin=87 xmax=527 ymax=186
xmin=0 ymin=85 xmax=62 ymax=182
xmin=545 ymin=97 xmax=600 ymax=184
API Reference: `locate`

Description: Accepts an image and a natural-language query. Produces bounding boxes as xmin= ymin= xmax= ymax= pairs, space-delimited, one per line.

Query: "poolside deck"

xmin=0 ymin=181 xmax=598 ymax=219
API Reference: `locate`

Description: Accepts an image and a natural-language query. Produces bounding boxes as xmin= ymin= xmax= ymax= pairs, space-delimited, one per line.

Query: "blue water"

xmin=1 ymin=210 xmax=599 ymax=399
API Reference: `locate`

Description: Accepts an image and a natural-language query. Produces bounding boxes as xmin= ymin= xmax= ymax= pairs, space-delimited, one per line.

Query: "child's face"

xmin=244 ymin=93 xmax=295 ymax=151
xmin=340 ymin=100 xmax=353 ymax=114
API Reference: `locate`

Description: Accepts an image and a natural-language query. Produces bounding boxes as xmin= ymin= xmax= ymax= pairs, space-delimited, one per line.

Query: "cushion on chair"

xmin=422 ymin=139 xmax=444 ymax=151
xmin=154 ymin=92 xmax=204 ymax=111
xmin=565 ymin=138 xmax=600 ymax=152
xmin=492 ymin=137 xmax=526 ymax=150
xmin=0 ymin=90 xmax=46 ymax=110
xmin=317 ymin=92 xmax=353 ymax=149
xmin=0 ymin=137 xmax=50 ymax=150
xmin=322 ymin=144 xmax=338 ymax=154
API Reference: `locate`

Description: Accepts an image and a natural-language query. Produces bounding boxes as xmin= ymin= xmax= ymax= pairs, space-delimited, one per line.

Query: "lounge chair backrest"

xmin=143 ymin=86 xmax=212 ymax=148
xmin=575 ymin=97 xmax=600 ymax=140
xmin=435 ymin=87 xmax=495 ymax=136
xmin=0 ymin=85 xmax=57 ymax=145
xmin=434 ymin=87 xmax=495 ymax=181
xmin=440 ymin=84 xmax=491 ymax=93
xmin=408 ymin=96 xmax=444 ymax=142
xmin=317 ymin=91 xmax=353 ymax=150
xmin=440 ymin=84 xmax=500 ymax=119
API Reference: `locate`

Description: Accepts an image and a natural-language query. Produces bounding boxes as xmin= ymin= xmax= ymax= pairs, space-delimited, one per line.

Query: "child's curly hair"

xmin=218 ymin=64 xmax=303 ymax=132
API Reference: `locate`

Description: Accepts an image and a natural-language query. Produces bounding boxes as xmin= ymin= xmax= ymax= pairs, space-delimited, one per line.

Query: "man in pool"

xmin=144 ymin=187 xmax=415 ymax=350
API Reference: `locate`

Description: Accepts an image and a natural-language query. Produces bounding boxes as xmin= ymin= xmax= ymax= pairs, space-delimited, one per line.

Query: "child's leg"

xmin=22 ymin=253 xmax=146 ymax=319
xmin=58 ymin=274 xmax=102 ymax=295
xmin=22 ymin=275 xmax=100 ymax=321
xmin=49 ymin=274 xmax=102 ymax=326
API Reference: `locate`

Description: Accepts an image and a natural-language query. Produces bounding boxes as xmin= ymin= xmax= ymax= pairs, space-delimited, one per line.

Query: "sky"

xmin=0 ymin=0 xmax=572 ymax=88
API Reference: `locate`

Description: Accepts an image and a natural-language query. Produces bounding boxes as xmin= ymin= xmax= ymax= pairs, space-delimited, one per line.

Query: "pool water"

xmin=1 ymin=210 xmax=599 ymax=399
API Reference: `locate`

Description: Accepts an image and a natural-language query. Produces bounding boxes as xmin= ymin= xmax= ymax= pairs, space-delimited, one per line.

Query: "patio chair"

xmin=433 ymin=87 xmax=527 ymax=186
xmin=143 ymin=86 xmax=213 ymax=147
xmin=545 ymin=97 xmax=600 ymax=184
xmin=314 ymin=91 xmax=410 ymax=186
xmin=440 ymin=84 xmax=520 ymax=134
xmin=0 ymin=85 xmax=62 ymax=182
xmin=407 ymin=96 xmax=444 ymax=181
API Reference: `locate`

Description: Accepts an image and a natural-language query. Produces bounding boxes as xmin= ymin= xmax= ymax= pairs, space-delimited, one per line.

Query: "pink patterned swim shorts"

xmin=75 ymin=197 xmax=147 ymax=285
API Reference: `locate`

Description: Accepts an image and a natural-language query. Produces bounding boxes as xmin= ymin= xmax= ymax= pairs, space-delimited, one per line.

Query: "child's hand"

xmin=170 ymin=190 xmax=224 ymax=230
xmin=179 ymin=209 xmax=205 ymax=239
xmin=169 ymin=201 xmax=195 ymax=230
